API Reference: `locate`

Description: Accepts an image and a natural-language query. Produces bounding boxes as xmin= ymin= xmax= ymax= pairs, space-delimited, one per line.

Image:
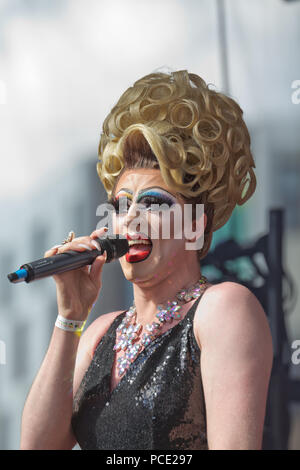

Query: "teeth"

xmin=128 ymin=240 xmax=151 ymax=246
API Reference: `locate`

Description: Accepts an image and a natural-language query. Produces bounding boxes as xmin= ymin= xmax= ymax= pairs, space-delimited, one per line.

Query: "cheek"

xmin=153 ymin=238 xmax=185 ymax=271
xmin=112 ymin=213 xmax=118 ymax=233
xmin=112 ymin=213 xmax=127 ymax=234
xmin=150 ymin=209 xmax=185 ymax=241
xmin=142 ymin=211 xmax=172 ymax=240
xmin=147 ymin=212 xmax=161 ymax=239
xmin=112 ymin=208 xmax=185 ymax=240
xmin=112 ymin=212 xmax=116 ymax=229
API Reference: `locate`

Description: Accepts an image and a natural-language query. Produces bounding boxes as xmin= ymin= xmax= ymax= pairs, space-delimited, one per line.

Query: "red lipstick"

xmin=125 ymin=233 xmax=152 ymax=263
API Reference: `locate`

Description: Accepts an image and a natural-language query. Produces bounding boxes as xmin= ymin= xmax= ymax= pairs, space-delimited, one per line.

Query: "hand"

xmin=44 ymin=227 xmax=108 ymax=321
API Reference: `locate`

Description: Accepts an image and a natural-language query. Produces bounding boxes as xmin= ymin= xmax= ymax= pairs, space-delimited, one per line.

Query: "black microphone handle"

xmin=19 ymin=236 xmax=127 ymax=283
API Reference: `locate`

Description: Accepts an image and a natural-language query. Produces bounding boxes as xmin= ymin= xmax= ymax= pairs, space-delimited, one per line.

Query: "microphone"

xmin=7 ymin=235 xmax=129 ymax=284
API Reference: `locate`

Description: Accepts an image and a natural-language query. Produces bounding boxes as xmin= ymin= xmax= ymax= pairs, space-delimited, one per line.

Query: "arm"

xmin=195 ymin=282 xmax=273 ymax=450
xmin=20 ymin=310 xmax=121 ymax=450
xmin=72 ymin=311 xmax=123 ymax=396
xmin=20 ymin=227 xmax=109 ymax=450
xmin=20 ymin=327 xmax=82 ymax=450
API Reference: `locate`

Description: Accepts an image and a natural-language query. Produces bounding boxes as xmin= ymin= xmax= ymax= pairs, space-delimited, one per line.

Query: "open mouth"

xmin=125 ymin=233 xmax=153 ymax=263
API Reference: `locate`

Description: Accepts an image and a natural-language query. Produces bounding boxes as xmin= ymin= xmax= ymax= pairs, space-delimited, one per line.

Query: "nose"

xmin=123 ymin=202 xmax=141 ymax=232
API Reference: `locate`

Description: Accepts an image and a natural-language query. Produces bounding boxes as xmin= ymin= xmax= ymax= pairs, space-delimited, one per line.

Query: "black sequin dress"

xmin=71 ymin=295 xmax=208 ymax=450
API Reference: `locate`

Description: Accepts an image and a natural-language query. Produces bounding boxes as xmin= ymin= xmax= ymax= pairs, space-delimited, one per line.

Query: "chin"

xmin=120 ymin=260 xmax=153 ymax=284
xmin=120 ymin=254 xmax=170 ymax=286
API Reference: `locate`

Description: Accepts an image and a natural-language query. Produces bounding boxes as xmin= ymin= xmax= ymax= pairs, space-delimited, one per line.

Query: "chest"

xmin=109 ymin=317 xmax=201 ymax=394
xmin=72 ymin=319 xmax=207 ymax=451
xmin=110 ymin=350 xmax=126 ymax=393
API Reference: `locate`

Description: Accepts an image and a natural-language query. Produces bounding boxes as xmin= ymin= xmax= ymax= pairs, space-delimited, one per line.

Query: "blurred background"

xmin=0 ymin=0 xmax=299 ymax=450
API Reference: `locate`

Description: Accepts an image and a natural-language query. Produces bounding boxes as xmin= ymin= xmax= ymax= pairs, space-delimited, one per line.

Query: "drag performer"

xmin=21 ymin=70 xmax=273 ymax=450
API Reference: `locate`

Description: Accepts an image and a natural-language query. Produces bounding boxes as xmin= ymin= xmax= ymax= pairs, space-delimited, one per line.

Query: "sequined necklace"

xmin=114 ymin=275 xmax=208 ymax=377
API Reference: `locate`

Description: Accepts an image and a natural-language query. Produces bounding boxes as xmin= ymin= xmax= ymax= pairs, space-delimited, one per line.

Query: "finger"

xmin=44 ymin=245 xmax=62 ymax=258
xmin=57 ymin=240 xmax=95 ymax=254
xmin=44 ymin=234 xmax=103 ymax=259
xmin=59 ymin=233 xmax=107 ymax=252
xmin=78 ymin=243 xmax=93 ymax=251
xmin=52 ymin=263 xmax=89 ymax=282
xmin=90 ymin=239 xmax=101 ymax=250
xmin=90 ymin=226 xmax=108 ymax=240
xmin=89 ymin=251 xmax=107 ymax=286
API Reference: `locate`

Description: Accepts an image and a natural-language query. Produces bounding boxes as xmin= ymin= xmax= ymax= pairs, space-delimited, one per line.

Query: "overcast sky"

xmin=0 ymin=0 xmax=219 ymax=201
xmin=0 ymin=0 xmax=299 ymax=202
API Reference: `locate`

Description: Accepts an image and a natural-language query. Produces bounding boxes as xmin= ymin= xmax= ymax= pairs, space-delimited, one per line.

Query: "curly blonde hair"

xmin=97 ymin=70 xmax=256 ymax=260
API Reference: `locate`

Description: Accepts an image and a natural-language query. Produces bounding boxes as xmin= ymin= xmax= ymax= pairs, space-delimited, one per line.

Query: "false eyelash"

xmin=138 ymin=195 xmax=175 ymax=208
xmin=106 ymin=195 xmax=174 ymax=214
xmin=107 ymin=196 xmax=131 ymax=214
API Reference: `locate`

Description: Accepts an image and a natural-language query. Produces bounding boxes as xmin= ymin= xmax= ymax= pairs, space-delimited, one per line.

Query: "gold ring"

xmin=62 ymin=230 xmax=75 ymax=245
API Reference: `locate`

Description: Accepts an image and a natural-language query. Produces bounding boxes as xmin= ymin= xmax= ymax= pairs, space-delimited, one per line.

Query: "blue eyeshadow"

xmin=137 ymin=190 xmax=175 ymax=206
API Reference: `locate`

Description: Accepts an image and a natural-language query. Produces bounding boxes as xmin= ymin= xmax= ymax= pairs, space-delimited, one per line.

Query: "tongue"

xmin=126 ymin=243 xmax=152 ymax=262
xmin=129 ymin=244 xmax=151 ymax=254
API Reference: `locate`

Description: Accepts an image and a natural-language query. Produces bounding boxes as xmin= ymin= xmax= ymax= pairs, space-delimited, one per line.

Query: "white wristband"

xmin=55 ymin=314 xmax=86 ymax=334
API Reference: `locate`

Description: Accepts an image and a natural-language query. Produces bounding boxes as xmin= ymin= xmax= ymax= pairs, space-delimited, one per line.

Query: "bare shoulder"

xmin=194 ymin=281 xmax=273 ymax=352
xmin=79 ymin=309 xmax=125 ymax=358
xmin=73 ymin=309 xmax=125 ymax=397
xmin=194 ymin=281 xmax=274 ymax=449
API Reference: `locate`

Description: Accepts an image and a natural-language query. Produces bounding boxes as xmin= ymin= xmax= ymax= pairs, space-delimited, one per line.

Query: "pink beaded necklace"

xmin=114 ymin=275 xmax=208 ymax=377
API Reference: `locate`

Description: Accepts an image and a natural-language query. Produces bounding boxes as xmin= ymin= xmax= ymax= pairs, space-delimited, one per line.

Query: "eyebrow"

xmin=115 ymin=189 xmax=133 ymax=199
xmin=116 ymin=186 xmax=177 ymax=200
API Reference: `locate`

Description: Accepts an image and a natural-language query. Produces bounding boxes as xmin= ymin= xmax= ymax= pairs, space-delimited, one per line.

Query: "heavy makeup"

xmin=110 ymin=168 xmax=203 ymax=290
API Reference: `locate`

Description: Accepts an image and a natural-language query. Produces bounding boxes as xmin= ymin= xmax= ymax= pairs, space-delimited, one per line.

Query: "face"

xmin=110 ymin=168 xmax=205 ymax=286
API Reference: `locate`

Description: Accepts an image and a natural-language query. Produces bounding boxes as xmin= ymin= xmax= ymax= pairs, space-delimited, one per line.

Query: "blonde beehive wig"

xmin=97 ymin=70 xmax=256 ymax=260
